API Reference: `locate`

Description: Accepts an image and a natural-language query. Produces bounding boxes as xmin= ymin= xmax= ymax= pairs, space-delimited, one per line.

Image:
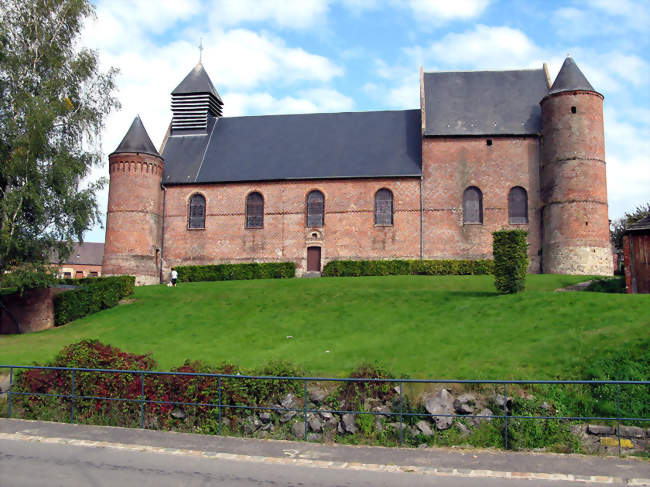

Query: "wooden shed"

xmin=623 ymin=215 xmax=650 ymax=293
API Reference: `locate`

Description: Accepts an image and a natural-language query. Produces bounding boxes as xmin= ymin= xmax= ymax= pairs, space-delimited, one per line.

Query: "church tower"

xmin=540 ymin=57 xmax=612 ymax=275
xmin=103 ymin=116 xmax=164 ymax=285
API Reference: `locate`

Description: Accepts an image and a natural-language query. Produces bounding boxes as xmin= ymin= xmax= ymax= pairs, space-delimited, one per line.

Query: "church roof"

xmin=422 ymin=68 xmax=549 ymax=136
xmin=110 ymin=116 xmax=160 ymax=157
xmin=549 ymin=56 xmax=596 ymax=95
xmin=172 ymin=63 xmax=223 ymax=102
xmin=162 ymin=109 xmax=422 ymax=184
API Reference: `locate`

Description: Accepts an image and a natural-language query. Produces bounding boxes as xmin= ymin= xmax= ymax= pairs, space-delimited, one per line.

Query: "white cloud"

xmin=224 ymin=88 xmax=353 ymax=116
xmin=411 ymin=25 xmax=543 ymax=69
xmin=406 ymin=0 xmax=490 ymax=22
xmin=207 ymin=0 xmax=329 ymax=29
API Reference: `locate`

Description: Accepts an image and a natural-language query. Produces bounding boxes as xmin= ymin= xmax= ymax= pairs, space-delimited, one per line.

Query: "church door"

xmin=307 ymin=247 xmax=321 ymax=272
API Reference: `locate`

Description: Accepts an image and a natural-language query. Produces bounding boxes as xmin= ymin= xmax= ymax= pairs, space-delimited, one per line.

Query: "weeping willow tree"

xmin=0 ymin=0 xmax=119 ymax=293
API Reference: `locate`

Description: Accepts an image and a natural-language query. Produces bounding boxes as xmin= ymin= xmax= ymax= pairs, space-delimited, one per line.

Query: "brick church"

xmin=102 ymin=57 xmax=612 ymax=285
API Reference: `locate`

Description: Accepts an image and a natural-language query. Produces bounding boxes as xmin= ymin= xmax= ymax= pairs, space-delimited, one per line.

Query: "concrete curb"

xmin=1 ymin=432 xmax=648 ymax=485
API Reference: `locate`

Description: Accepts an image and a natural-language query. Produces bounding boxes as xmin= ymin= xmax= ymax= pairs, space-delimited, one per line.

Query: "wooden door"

xmin=307 ymin=247 xmax=321 ymax=272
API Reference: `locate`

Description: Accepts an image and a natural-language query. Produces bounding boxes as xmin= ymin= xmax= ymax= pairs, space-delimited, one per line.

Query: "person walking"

xmin=171 ymin=268 xmax=178 ymax=287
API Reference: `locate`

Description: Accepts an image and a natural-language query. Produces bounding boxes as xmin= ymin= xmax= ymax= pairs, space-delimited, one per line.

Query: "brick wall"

xmin=162 ymin=178 xmax=421 ymax=276
xmin=0 ymin=288 xmax=68 ymax=334
xmin=421 ymin=136 xmax=542 ymax=272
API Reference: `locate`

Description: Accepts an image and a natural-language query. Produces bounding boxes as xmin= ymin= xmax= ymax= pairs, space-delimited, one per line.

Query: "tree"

xmin=0 ymin=0 xmax=119 ymax=291
xmin=610 ymin=203 xmax=650 ymax=250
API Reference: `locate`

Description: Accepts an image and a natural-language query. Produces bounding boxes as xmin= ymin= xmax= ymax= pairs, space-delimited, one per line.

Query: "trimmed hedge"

xmin=54 ymin=276 xmax=135 ymax=325
xmin=492 ymin=230 xmax=529 ymax=294
xmin=322 ymin=259 xmax=494 ymax=277
xmin=176 ymin=262 xmax=296 ymax=282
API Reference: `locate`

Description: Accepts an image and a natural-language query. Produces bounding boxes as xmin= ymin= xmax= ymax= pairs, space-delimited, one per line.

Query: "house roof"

xmin=162 ymin=109 xmax=422 ymax=184
xmin=626 ymin=215 xmax=650 ymax=233
xmin=110 ymin=116 xmax=160 ymax=157
xmin=422 ymin=68 xmax=550 ymax=136
xmin=51 ymin=242 xmax=105 ymax=266
xmin=172 ymin=63 xmax=223 ymax=102
xmin=549 ymin=56 xmax=596 ymax=95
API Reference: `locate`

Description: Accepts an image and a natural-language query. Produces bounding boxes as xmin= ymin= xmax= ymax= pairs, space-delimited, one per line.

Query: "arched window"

xmin=375 ymin=188 xmax=393 ymax=225
xmin=188 ymin=194 xmax=206 ymax=229
xmin=246 ymin=192 xmax=264 ymax=228
xmin=508 ymin=186 xmax=528 ymax=224
xmin=463 ymin=186 xmax=483 ymax=224
xmin=306 ymin=190 xmax=324 ymax=227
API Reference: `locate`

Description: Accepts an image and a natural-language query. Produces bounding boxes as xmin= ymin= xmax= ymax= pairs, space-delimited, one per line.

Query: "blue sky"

xmin=82 ymin=0 xmax=649 ymax=242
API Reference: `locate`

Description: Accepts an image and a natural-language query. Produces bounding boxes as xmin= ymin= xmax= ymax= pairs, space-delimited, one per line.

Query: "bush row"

xmin=322 ymin=259 xmax=494 ymax=277
xmin=176 ymin=262 xmax=296 ymax=282
xmin=53 ymin=276 xmax=135 ymax=326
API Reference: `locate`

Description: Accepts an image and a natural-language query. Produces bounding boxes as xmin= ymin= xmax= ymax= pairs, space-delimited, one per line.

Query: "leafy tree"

xmin=0 ymin=0 xmax=119 ymax=291
xmin=610 ymin=203 xmax=650 ymax=250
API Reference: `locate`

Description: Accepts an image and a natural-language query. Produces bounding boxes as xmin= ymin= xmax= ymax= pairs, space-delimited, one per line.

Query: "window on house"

xmin=374 ymin=188 xmax=393 ymax=225
xmin=463 ymin=186 xmax=483 ymax=224
xmin=246 ymin=192 xmax=264 ymax=228
xmin=306 ymin=190 xmax=324 ymax=227
xmin=75 ymin=271 xmax=84 ymax=278
xmin=90 ymin=271 xmax=99 ymax=277
xmin=63 ymin=272 xmax=72 ymax=279
xmin=188 ymin=194 xmax=206 ymax=229
xmin=508 ymin=186 xmax=528 ymax=224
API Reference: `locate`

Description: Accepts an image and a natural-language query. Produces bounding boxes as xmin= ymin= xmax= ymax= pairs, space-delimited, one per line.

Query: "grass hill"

xmin=1 ymin=274 xmax=648 ymax=379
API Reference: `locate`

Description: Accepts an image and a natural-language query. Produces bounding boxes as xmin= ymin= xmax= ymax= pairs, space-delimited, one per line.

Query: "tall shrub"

xmin=492 ymin=230 xmax=528 ymax=294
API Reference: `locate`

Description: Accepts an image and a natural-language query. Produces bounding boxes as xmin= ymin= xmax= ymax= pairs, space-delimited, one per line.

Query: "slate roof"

xmin=422 ymin=68 xmax=550 ymax=136
xmin=626 ymin=215 xmax=650 ymax=232
xmin=172 ymin=63 xmax=223 ymax=102
xmin=51 ymin=242 xmax=104 ymax=266
xmin=110 ymin=116 xmax=160 ymax=157
xmin=162 ymin=109 xmax=422 ymax=184
xmin=549 ymin=56 xmax=596 ymax=95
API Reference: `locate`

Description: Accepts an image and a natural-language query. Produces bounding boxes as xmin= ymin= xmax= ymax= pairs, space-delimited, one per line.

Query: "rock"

xmin=292 ymin=421 xmax=306 ymax=438
xmin=259 ymin=412 xmax=271 ymax=424
xmin=372 ymin=404 xmax=392 ymax=417
xmin=620 ymin=426 xmax=644 ymax=438
xmin=308 ymin=416 xmax=322 ymax=433
xmin=260 ymin=423 xmax=273 ymax=432
xmin=454 ymin=393 xmax=476 ymax=410
xmin=171 ymin=408 xmax=186 ymax=419
xmin=341 ymin=413 xmax=357 ymax=434
xmin=471 ymin=408 xmax=494 ymax=426
xmin=308 ymin=386 xmax=328 ymax=404
xmin=280 ymin=410 xmax=297 ymax=423
xmin=415 ymin=420 xmax=433 ymax=436
xmin=569 ymin=424 xmax=586 ymax=436
xmin=540 ymin=402 xmax=552 ymax=412
xmin=492 ymin=395 xmax=513 ymax=411
xmin=337 ymin=422 xmax=344 ymax=434
xmin=243 ymin=416 xmax=261 ymax=434
xmin=587 ymin=424 xmax=614 ymax=436
xmin=307 ymin=433 xmax=322 ymax=442
xmin=393 ymin=385 xmax=402 ymax=395
xmin=424 ymin=389 xmax=455 ymax=430
xmin=456 ymin=403 xmax=474 ymax=415
xmin=319 ymin=410 xmax=334 ymax=421
xmin=417 ymin=443 xmax=428 ymax=449
xmin=374 ymin=417 xmax=384 ymax=433
xmin=281 ymin=393 xmax=297 ymax=409
xmin=456 ymin=422 xmax=470 ymax=437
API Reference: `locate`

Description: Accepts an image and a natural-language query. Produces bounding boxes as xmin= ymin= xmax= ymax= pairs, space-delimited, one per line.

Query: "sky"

xmin=81 ymin=0 xmax=650 ymax=243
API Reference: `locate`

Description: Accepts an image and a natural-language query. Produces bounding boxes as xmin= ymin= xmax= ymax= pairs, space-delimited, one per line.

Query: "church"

xmin=102 ymin=57 xmax=612 ymax=285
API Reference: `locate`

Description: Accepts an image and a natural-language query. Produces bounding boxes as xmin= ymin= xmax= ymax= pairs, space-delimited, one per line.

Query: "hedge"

xmin=176 ymin=262 xmax=296 ymax=282
xmin=322 ymin=259 xmax=494 ymax=277
xmin=54 ymin=276 xmax=135 ymax=325
xmin=492 ymin=230 xmax=529 ymax=294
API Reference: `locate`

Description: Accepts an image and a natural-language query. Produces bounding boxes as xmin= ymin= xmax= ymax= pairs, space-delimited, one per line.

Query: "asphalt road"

xmin=0 ymin=437 xmax=634 ymax=487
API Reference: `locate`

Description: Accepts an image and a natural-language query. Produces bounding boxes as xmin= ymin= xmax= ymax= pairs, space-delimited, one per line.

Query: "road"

xmin=0 ymin=437 xmax=632 ymax=487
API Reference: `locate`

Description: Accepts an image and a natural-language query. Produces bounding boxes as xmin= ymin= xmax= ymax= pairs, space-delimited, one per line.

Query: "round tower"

xmin=540 ymin=57 xmax=612 ymax=275
xmin=103 ymin=116 xmax=164 ymax=285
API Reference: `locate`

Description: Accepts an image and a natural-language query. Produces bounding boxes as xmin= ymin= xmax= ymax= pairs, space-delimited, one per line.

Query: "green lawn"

xmin=1 ymin=275 xmax=648 ymax=379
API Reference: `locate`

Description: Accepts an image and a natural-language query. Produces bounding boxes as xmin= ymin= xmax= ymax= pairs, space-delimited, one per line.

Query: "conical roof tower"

xmin=110 ymin=115 xmax=159 ymax=157
xmin=171 ymin=63 xmax=223 ymax=131
xmin=549 ymin=56 xmax=597 ymax=95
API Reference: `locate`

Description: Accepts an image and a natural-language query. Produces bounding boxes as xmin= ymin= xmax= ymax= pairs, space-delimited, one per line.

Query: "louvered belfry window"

xmin=375 ymin=188 xmax=393 ymax=225
xmin=188 ymin=194 xmax=206 ymax=229
xmin=508 ymin=186 xmax=528 ymax=224
xmin=306 ymin=190 xmax=324 ymax=228
xmin=246 ymin=192 xmax=264 ymax=228
xmin=463 ymin=186 xmax=483 ymax=224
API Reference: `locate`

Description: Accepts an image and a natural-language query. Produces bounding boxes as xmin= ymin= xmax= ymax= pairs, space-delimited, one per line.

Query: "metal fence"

xmin=1 ymin=364 xmax=648 ymax=456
